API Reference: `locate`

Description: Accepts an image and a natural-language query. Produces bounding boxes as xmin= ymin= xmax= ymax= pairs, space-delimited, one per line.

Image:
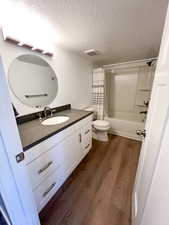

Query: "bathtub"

xmin=105 ymin=116 xmax=144 ymax=141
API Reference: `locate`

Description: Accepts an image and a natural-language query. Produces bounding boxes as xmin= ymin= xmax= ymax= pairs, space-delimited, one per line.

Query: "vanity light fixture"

xmin=42 ymin=51 xmax=54 ymax=57
xmin=18 ymin=42 xmax=24 ymax=46
xmin=32 ymin=47 xmax=43 ymax=53
xmin=17 ymin=42 xmax=33 ymax=49
xmin=23 ymin=43 xmax=34 ymax=49
xmin=3 ymin=35 xmax=20 ymax=45
xmin=32 ymin=47 xmax=40 ymax=51
xmin=2 ymin=28 xmax=54 ymax=57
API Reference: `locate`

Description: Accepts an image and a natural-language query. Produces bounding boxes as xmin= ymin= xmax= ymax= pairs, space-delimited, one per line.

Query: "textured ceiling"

xmin=20 ymin=0 xmax=168 ymax=65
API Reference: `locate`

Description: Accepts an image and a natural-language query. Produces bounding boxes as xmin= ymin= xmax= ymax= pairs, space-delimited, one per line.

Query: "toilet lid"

xmin=93 ymin=120 xmax=110 ymax=128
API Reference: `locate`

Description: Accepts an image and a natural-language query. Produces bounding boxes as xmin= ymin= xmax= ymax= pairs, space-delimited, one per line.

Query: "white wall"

xmin=0 ymin=31 xmax=93 ymax=116
xmin=105 ymin=64 xmax=155 ymax=122
xmin=109 ymin=68 xmax=139 ymax=116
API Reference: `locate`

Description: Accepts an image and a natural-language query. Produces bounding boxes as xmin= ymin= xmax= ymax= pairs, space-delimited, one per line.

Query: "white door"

xmin=0 ymin=56 xmax=40 ymax=225
xmin=133 ymin=7 xmax=169 ymax=225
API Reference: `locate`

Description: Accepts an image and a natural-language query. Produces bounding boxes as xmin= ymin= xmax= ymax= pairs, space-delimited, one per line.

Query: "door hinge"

xmin=16 ymin=152 xmax=25 ymax=163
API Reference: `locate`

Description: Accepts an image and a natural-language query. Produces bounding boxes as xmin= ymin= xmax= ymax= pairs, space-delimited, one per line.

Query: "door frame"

xmin=0 ymin=56 xmax=40 ymax=225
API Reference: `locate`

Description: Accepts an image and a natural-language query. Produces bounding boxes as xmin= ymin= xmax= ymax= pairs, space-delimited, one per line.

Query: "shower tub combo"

xmin=105 ymin=114 xmax=144 ymax=141
xmin=104 ymin=59 xmax=156 ymax=141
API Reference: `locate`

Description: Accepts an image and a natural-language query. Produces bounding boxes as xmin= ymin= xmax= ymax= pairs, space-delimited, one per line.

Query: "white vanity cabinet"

xmin=25 ymin=115 xmax=92 ymax=212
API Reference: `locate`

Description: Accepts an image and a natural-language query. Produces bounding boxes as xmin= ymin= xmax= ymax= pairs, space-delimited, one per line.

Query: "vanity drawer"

xmin=26 ymin=147 xmax=60 ymax=189
xmin=33 ymin=169 xmax=61 ymax=212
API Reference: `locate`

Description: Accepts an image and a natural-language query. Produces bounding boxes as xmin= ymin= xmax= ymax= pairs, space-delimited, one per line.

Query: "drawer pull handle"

xmin=43 ymin=182 xmax=56 ymax=197
xmin=85 ymin=129 xmax=90 ymax=135
xmin=38 ymin=161 xmax=53 ymax=174
xmin=85 ymin=143 xmax=90 ymax=149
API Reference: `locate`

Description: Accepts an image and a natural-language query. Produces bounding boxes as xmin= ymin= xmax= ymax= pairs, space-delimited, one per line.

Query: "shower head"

xmin=147 ymin=61 xmax=153 ymax=66
xmin=146 ymin=59 xmax=157 ymax=67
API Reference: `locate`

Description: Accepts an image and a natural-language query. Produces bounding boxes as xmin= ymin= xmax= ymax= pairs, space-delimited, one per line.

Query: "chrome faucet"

xmin=44 ymin=106 xmax=53 ymax=118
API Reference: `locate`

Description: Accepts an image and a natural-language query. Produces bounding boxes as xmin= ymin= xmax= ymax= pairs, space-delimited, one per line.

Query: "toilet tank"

xmin=83 ymin=106 xmax=97 ymax=120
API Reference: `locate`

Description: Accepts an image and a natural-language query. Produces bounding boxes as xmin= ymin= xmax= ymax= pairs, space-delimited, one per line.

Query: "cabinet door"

xmin=55 ymin=129 xmax=82 ymax=183
xmin=33 ymin=129 xmax=83 ymax=211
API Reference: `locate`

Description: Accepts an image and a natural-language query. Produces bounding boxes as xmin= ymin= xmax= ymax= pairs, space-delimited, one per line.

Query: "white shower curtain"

xmin=92 ymin=68 xmax=105 ymax=120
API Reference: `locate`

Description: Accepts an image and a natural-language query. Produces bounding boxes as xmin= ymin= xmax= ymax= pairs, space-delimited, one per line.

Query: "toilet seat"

xmin=93 ymin=120 xmax=110 ymax=131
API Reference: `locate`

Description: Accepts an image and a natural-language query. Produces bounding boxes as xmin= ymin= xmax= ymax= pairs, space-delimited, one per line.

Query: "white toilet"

xmin=84 ymin=106 xmax=110 ymax=142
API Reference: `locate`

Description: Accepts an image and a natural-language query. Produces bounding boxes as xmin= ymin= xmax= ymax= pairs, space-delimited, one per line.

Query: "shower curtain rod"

xmin=103 ymin=57 xmax=158 ymax=69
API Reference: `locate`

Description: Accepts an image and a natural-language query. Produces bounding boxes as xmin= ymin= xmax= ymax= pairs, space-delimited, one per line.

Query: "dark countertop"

xmin=18 ymin=109 xmax=93 ymax=151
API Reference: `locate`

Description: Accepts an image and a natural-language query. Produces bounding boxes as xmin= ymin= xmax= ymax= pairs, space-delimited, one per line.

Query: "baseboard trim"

xmin=109 ymin=130 xmax=142 ymax=141
xmin=131 ymin=192 xmax=138 ymax=225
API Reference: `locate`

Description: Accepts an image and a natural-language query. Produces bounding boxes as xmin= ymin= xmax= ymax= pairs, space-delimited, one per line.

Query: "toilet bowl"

xmin=83 ymin=106 xmax=110 ymax=142
xmin=93 ymin=120 xmax=110 ymax=142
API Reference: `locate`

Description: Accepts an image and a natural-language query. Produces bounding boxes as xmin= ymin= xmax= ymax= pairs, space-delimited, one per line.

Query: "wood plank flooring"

xmin=40 ymin=135 xmax=141 ymax=225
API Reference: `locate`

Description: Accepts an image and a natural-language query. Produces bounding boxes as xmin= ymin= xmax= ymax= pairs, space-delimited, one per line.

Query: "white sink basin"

xmin=41 ymin=116 xmax=70 ymax=125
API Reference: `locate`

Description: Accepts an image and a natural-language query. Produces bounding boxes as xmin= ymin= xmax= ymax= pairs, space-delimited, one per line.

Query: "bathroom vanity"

xmin=7 ymin=53 xmax=93 ymax=212
xmin=17 ymin=106 xmax=93 ymax=212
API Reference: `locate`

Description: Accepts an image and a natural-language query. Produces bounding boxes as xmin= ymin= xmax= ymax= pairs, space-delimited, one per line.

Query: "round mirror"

xmin=8 ymin=54 xmax=58 ymax=108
